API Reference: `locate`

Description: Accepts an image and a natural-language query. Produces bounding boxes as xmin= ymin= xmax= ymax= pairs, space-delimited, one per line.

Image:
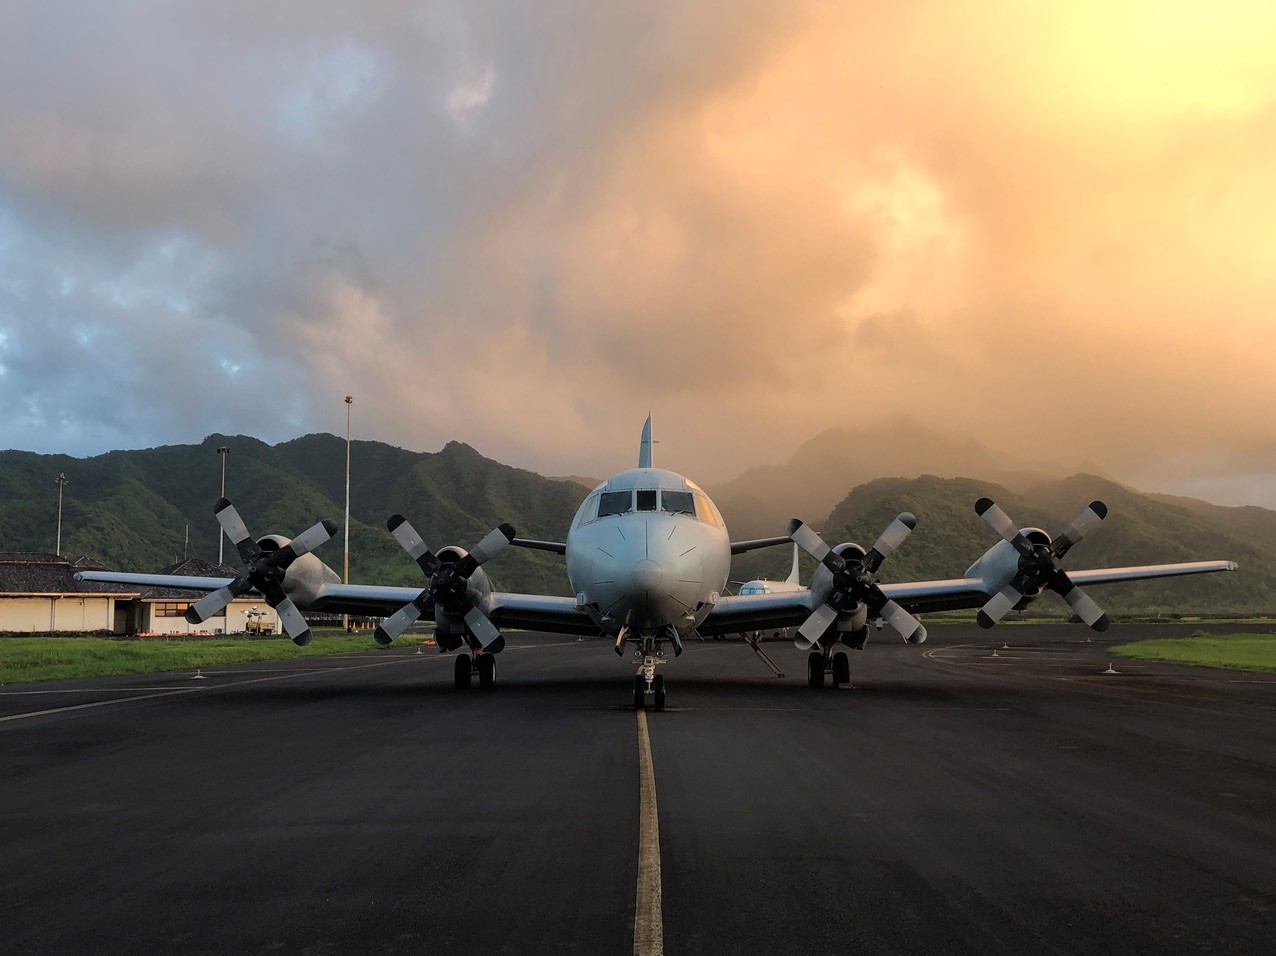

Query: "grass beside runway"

xmin=0 ymin=630 xmax=426 ymax=685
xmin=1112 ymin=632 xmax=1276 ymax=672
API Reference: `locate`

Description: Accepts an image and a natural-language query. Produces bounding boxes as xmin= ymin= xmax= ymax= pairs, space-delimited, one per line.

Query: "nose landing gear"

xmin=631 ymin=638 xmax=668 ymax=710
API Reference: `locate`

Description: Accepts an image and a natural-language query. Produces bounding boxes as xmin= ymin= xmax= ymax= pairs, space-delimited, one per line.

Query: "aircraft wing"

xmin=510 ymin=538 xmax=568 ymax=555
xmin=78 ymin=571 xmax=237 ymax=591
xmin=486 ymin=593 xmax=602 ymax=636
xmin=729 ymin=535 xmax=793 ymax=555
xmin=698 ymin=591 xmax=817 ymax=636
xmin=1066 ymin=560 xmax=1238 ymax=586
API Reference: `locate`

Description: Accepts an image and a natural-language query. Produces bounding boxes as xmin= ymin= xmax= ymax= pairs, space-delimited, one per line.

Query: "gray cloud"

xmin=0 ymin=2 xmax=1273 ymax=506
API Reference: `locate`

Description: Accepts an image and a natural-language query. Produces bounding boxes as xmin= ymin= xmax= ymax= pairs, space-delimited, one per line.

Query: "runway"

xmin=1 ymin=624 xmax=1273 ymax=954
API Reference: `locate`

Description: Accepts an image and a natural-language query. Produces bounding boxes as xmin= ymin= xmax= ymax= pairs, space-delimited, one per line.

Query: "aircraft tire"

xmin=652 ymin=674 xmax=666 ymax=711
xmin=477 ymin=652 xmax=496 ymax=689
xmin=807 ymin=651 xmax=825 ymax=689
xmin=633 ymin=675 xmax=646 ymax=710
xmin=832 ymin=651 xmax=850 ymax=687
xmin=454 ymin=653 xmax=473 ymax=689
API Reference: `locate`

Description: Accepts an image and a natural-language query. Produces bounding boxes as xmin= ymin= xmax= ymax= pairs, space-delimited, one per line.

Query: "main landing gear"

xmin=453 ymin=651 xmax=497 ymax=689
xmin=807 ymin=649 xmax=851 ymax=689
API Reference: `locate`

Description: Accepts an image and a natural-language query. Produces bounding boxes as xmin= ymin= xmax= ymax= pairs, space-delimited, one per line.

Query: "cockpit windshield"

xmin=584 ymin=487 xmax=721 ymax=526
xmin=660 ymin=491 xmax=695 ymax=515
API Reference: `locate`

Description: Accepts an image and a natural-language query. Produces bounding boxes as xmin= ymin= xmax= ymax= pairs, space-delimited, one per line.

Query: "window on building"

xmin=155 ymin=602 xmax=191 ymax=618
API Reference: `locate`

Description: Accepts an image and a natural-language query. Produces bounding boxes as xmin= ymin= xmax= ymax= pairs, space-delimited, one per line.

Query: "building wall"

xmin=141 ymin=601 xmax=279 ymax=636
xmin=0 ymin=596 xmax=118 ymax=634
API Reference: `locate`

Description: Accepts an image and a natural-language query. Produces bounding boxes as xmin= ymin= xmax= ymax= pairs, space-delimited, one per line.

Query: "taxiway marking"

xmin=634 ymin=709 xmax=664 ymax=956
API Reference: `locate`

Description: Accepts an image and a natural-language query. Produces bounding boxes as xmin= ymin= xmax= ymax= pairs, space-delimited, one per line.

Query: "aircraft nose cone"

xmin=631 ymin=558 xmax=664 ymax=590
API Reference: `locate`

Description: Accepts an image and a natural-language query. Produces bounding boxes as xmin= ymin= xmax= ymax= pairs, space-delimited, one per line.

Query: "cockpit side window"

xmin=660 ymin=491 xmax=695 ymax=515
xmin=693 ymin=491 xmax=724 ymax=528
xmin=636 ymin=489 xmax=657 ymax=512
xmin=597 ymin=491 xmax=633 ymax=518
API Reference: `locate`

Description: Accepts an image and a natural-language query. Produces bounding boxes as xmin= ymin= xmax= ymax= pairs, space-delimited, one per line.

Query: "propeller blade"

xmin=796 ymin=602 xmax=839 ymax=645
xmin=215 ymin=498 xmax=261 ymax=564
xmin=185 ymin=576 xmax=252 ymax=624
xmin=374 ymin=596 xmax=429 ymax=646
xmin=786 ymin=519 xmax=845 ymax=573
xmin=1052 ymin=501 xmax=1108 ymax=559
xmin=464 ymin=605 xmax=502 ymax=648
xmin=1052 ymin=574 xmax=1109 ymax=631
xmin=387 ymin=514 xmax=441 ymax=576
xmin=977 ymin=584 xmax=1024 ymax=629
xmin=974 ymin=498 xmax=1034 ymax=558
xmin=275 ymin=518 xmax=339 ymax=568
xmin=864 ymin=512 xmax=917 ymax=572
xmin=869 ymin=597 xmax=922 ymax=641
xmin=458 ymin=523 xmax=518 ymax=576
xmin=273 ymin=596 xmax=313 ymax=646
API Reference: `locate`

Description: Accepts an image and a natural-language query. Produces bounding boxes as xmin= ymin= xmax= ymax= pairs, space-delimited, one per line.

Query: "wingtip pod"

xmin=1227 ymin=561 xmax=1239 ymax=572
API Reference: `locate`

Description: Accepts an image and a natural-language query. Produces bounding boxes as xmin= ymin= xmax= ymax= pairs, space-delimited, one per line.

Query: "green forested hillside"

xmin=731 ymin=474 xmax=1272 ymax=617
xmin=1 ymin=438 xmax=1268 ymax=614
xmin=0 ymin=435 xmax=589 ymax=596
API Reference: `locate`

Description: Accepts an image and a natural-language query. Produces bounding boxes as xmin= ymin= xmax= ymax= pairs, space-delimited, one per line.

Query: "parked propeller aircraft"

xmin=79 ymin=416 xmax=1238 ymax=709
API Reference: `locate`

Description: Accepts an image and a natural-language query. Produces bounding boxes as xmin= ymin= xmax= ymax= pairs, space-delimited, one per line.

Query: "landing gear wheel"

xmin=633 ymin=675 xmax=646 ymax=710
xmin=832 ymin=651 xmax=850 ymax=688
xmin=477 ymin=652 xmax=496 ymax=689
xmin=454 ymin=653 xmax=473 ymax=689
xmin=652 ymin=674 xmax=666 ymax=711
xmin=807 ymin=651 xmax=825 ymax=689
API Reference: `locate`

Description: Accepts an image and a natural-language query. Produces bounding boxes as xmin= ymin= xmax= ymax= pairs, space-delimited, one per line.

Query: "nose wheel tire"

xmin=477 ymin=652 xmax=496 ymax=689
xmin=652 ymin=674 xmax=666 ymax=711
xmin=633 ymin=675 xmax=646 ymax=710
xmin=454 ymin=652 xmax=473 ymax=689
xmin=807 ymin=651 xmax=825 ymax=689
xmin=831 ymin=651 xmax=850 ymax=688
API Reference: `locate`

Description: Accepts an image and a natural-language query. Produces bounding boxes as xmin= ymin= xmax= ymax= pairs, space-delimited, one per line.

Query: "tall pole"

xmin=217 ymin=446 xmax=230 ymax=564
xmin=344 ymin=395 xmax=353 ymax=632
xmin=55 ymin=473 xmax=68 ymax=556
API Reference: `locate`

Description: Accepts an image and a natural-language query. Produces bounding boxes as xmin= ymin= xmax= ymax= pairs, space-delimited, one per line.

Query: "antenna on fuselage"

xmin=638 ymin=412 xmax=655 ymax=468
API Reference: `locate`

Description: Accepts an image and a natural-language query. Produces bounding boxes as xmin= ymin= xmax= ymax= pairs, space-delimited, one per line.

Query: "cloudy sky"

xmin=1 ymin=1 xmax=1273 ymax=506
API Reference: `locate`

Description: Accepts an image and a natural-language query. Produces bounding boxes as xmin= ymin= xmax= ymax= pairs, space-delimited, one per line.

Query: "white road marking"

xmin=0 ymin=656 xmax=422 ymax=725
xmin=634 ymin=709 xmax=664 ymax=956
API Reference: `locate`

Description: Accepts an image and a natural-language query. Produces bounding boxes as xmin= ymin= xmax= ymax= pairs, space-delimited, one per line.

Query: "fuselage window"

xmin=636 ymin=489 xmax=657 ymax=512
xmin=597 ymin=491 xmax=633 ymax=518
xmin=660 ymin=491 xmax=695 ymax=515
xmin=574 ymin=492 xmax=601 ymax=529
xmin=739 ymin=584 xmax=771 ymax=595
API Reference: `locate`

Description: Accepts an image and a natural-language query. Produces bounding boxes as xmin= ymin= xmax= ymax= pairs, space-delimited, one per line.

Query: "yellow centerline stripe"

xmin=634 ymin=709 xmax=664 ymax=956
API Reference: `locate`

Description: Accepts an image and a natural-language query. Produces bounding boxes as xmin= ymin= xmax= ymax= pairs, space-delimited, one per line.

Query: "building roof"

xmin=137 ymin=556 xmax=242 ymax=600
xmin=0 ymin=553 xmax=137 ymax=596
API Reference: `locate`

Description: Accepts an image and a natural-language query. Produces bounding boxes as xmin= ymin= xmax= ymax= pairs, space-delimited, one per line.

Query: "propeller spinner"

xmin=185 ymin=498 xmax=336 ymax=646
xmin=786 ymin=513 xmax=922 ymax=645
xmin=973 ymin=497 xmax=1109 ymax=631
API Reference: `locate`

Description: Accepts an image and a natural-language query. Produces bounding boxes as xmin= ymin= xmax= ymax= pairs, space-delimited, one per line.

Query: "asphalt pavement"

xmin=1 ymin=624 xmax=1273 ymax=954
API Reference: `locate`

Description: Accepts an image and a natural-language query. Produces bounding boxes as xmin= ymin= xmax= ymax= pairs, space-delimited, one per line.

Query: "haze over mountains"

xmin=0 ymin=431 xmax=1269 ymax=615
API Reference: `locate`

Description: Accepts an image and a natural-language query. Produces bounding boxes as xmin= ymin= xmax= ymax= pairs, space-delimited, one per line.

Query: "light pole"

xmin=54 ymin=473 xmax=68 ymax=556
xmin=217 ymin=446 xmax=230 ymax=564
xmin=344 ymin=395 xmax=353 ymax=632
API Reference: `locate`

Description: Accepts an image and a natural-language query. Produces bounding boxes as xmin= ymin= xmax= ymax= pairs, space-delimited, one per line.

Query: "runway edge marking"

xmin=634 ymin=709 xmax=664 ymax=956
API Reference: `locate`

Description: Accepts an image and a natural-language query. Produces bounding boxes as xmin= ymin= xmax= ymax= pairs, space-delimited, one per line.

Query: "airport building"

xmin=0 ymin=553 xmax=279 ymax=636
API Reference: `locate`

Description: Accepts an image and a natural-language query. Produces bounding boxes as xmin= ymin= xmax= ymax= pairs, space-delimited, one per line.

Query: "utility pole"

xmin=344 ymin=395 xmax=353 ymax=632
xmin=54 ymin=473 xmax=68 ymax=556
xmin=217 ymin=446 xmax=230 ymax=564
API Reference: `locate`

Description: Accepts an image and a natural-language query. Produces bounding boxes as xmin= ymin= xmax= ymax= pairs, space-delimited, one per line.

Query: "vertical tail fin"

xmin=638 ymin=413 xmax=654 ymax=468
xmin=785 ymin=541 xmax=800 ymax=585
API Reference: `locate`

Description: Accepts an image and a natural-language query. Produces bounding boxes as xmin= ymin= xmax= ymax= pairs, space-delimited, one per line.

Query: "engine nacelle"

xmin=258 ymin=534 xmax=341 ymax=606
xmin=963 ymin=528 xmax=1052 ymax=601
xmin=431 ymin=546 xmax=495 ymax=648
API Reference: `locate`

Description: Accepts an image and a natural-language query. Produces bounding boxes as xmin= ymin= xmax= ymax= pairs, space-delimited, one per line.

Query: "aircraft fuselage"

xmin=564 ymin=467 xmax=730 ymax=640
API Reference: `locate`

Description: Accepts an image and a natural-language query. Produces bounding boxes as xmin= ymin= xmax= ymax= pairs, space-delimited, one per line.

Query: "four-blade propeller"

xmin=373 ymin=516 xmax=516 ymax=648
xmin=973 ymin=497 xmax=1110 ymax=631
xmin=185 ymin=498 xmax=337 ymax=646
xmin=786 ymin=513 xmax=922 ymax=646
